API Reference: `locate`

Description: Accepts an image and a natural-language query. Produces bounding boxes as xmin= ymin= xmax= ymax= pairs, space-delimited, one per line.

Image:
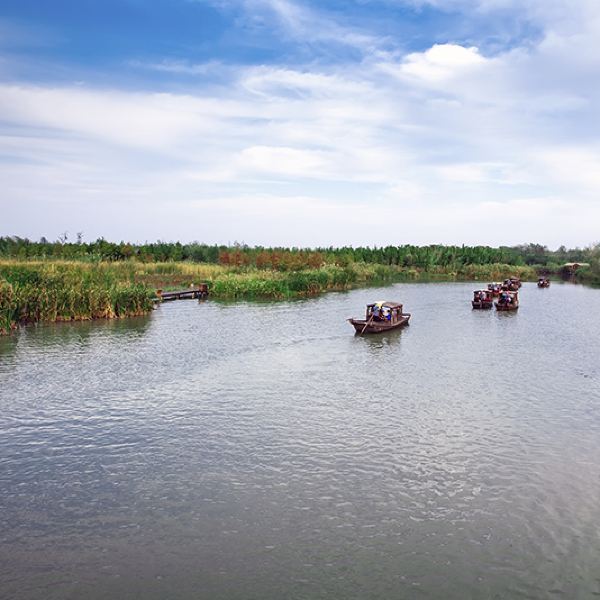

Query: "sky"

xmin=0 ymin=0 xmax=599 ymax=248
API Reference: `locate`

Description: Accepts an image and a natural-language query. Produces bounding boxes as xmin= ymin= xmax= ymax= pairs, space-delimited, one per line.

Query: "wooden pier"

xmin=156 ymin=283 xmax=208 ymax=302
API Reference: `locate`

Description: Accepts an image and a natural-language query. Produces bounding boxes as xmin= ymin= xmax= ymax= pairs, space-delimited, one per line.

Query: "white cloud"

xmin=0 ymin=85 xmax=222 ymax=150
xmin=437 ymin=162 xmax=518 ymax=184
xmin=398 ymin=44 xmax=488 ymax=84
xmin=538 ymin=147 xmax=600 ymax=189
xmin=241 ymin=66 xmax=370 ymax=98
xmin=2 ymin=0 xmax=600 ymax=246
xmin=129 ymin=59 xmax=223 ymax=76
xmin=225 ymin=0 xmax=383 ymax=51
xmin=238 ymin=145 xmax=329 ymax=177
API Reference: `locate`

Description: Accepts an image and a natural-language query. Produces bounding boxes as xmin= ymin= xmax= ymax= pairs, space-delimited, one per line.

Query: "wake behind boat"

xmin=348 ymin=301 xmax=411 ymax=334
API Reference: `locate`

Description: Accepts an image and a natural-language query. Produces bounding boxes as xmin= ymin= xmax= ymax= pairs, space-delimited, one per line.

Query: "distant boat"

xmin=495 ymin=291 xmax=519 ymax=311
xmin=537 ymin=277 xmax=550 ymax=288
xmin=502 ymin=277 xmax=521 ymax=291
xmin=487 ymin=282 xmax=502 ymax=296
xmin=472 ymin=290 xmax=493 ymax=309
xmin=348 ymin=301 xmax=411 ymax=334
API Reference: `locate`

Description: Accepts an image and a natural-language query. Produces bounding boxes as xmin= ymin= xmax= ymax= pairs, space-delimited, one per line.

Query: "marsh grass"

xmin=424 ymin=263 xmax=537 ymax=281
xmin=0 ymin=261 xmax=154 ymax=334
xmin=0 ymin=260 xmax=399 ymax=331
xmin=0 ymin=259 xmax=538 ymax=334
xmin=205 ymin=263 xmax=396 ymax=299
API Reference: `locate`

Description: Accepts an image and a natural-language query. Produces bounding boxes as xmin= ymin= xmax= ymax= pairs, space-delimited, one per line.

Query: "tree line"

xmin=0 ymin=236 xmax=596 ymax=271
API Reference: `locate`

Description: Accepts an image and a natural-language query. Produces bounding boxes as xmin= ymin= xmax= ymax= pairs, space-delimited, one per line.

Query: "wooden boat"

xmin=537 ymin=277 xmax=550 ymax=288
xmin=501 ymin=277 xmax=521 ymax=291
xmin=487 ymin=282 xmax=502 ymax=296
xmin=495 ymin=291 xmax=519 ymax=311
xmin=472 ymin=289 xmax=493 ymax=309
xmin=348 ymin=301 xmax=411 ymax=334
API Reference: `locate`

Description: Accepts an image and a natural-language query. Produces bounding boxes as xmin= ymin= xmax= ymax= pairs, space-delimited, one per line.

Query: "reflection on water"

xmin=353 ymin=327 xmax=405 ymax=351
xmin=0 ymin=313 xmax=152 ymax=356
xmin=1 ymin=283 xmax=600 ymax=599
xmin=0 ymin=334 xmax=18 ymax=361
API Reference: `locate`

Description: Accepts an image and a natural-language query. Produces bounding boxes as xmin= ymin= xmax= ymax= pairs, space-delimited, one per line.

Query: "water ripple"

xmin=1 ymin=283 xmax=600 ymax=599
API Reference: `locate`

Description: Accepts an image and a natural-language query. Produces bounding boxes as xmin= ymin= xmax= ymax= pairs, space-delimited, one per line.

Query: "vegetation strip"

xmin=0 ymin=262 xmax=154 ymax=334
xmin=1 ymin=237 xmax=597 ymax=272
xmin=0 ymin=259 xmax=541 ymax=334
xmin=2 ymin=237 xmax=597 ymax=334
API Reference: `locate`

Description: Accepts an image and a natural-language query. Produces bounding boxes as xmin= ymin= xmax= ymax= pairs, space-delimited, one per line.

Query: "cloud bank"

xmin=1 ymin=0 xmax=599 ymax=247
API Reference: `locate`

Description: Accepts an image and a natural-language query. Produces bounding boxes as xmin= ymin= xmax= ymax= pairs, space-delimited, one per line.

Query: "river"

xmin=1 ymin=281 xmax=600 ymax=599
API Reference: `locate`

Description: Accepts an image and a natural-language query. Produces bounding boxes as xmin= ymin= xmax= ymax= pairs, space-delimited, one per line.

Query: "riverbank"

xmin=572 ymin=264 xmax=600 ymax=286
xmin=143 ymin=261 xmax=536 ymax=296
xmin=0 ymin=260 xmax=537 ymax=334
xmin=0 ymin=261 xmax=154 ymax=334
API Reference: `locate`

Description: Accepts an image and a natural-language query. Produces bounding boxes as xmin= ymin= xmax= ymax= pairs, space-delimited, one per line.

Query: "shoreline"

xmin=1 ymin=259 xmax=540 ymax=334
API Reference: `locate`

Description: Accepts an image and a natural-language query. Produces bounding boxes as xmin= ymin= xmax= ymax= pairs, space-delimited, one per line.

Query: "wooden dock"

xmin=156 ymin=284 xmax=208 ymax=302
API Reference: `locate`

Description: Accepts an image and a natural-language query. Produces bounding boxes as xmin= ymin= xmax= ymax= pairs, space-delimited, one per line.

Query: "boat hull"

xmin=495 ymin=302 xmax=519 ymax=311
xmin=472 ymin=301 xmax=493 ymax=309
xmin=349 ymin=314 xmax=410 ymax=334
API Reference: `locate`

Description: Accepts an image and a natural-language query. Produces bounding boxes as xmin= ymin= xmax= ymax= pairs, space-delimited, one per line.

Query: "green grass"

xmin=206 ymin=264 xmax=391 ymax=299
xmin=429 ymin=263 xmax=537 ymax=281
xmin=0 ymin=261 xmax=155 ymax=334
xmin=0 ymin=259 xmax=539 ymax=334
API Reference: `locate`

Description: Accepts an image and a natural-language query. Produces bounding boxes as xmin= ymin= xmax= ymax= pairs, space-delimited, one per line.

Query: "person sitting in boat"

xmin=373 ymin=302 xmax=388 ymax=321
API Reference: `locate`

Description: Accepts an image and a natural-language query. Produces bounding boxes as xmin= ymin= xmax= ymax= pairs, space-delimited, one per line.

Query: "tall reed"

xmin=0 ymin=258 xmax=540 ymax=335
xmin=0 ymin=261 xmax=154 ymax=334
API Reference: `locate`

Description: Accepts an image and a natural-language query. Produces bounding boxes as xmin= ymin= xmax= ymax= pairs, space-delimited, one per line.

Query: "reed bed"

xmin=0 ymin=260 xmax=398 ymax=332
xmin=0 ymin=261 xmax=154 ymax=334
xmin=0 ymin=258 xmax=539 ymax=334
xmin=207 ymin=264 xmax=393 ymax=299
xmin=427 ymin=263 xmax=538 ymax=281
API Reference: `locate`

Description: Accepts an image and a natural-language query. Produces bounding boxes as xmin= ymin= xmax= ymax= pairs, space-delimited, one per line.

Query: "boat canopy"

xmin=367 ymin=301 xmax=403 ymax=309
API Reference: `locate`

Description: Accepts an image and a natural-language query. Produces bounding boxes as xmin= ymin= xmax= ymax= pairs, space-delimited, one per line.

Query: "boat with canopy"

xmin=348 ymin=301 xmax=411 ymax=334
xmin=472 ymin=289 xmax=494 ymax=309
xmin=495 ymin=290 xmax=519 ymax=311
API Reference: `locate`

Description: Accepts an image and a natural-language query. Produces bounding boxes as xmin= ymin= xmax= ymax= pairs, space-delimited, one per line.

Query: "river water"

xmin=1 ymin=282 xmax=600 ymax=599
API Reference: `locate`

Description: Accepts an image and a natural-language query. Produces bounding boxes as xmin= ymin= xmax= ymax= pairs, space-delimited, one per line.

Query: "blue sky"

xmin=1 ymin=0 xmax=599 ymax=246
